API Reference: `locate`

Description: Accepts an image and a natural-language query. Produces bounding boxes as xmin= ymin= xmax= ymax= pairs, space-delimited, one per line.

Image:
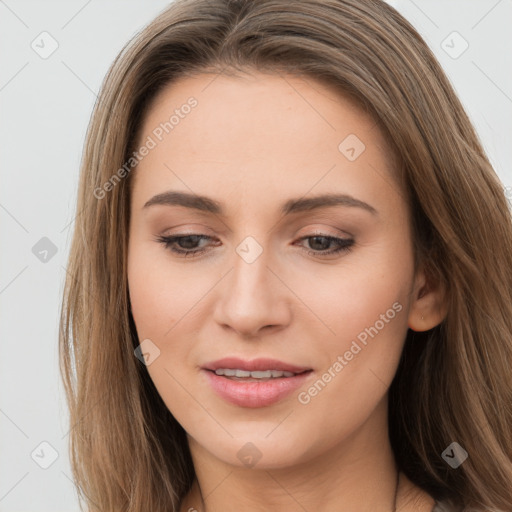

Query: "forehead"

xmin=130 ymin=71 xmax=400 ymax=216
xmin=137 ymin=70 xmax=390 ymax=153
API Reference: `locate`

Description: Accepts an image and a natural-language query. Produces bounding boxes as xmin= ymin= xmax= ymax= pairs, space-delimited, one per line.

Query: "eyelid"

xmin=159 ymin=225 xmax=353 ymax=242
xmin=159 ymin=224 xmax=217 ymax=237
xmin=295 ymin=225 xmax=354 ymax=239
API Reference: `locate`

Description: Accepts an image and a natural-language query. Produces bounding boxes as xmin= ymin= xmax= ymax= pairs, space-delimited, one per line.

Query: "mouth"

xmin=201 ymin=357 xmax=314 ymax=408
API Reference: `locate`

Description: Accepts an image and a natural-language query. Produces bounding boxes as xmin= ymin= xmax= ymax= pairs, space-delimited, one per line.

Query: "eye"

xmin=155 ymin=234 xmax=217 ymax=258
xmin=155 ymin=233 xmax=354 ymax=258
xmin=295 ymin=234 xmax=354 ymax=257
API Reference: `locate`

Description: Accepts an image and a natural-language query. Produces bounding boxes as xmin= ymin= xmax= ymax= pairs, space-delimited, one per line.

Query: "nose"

xmin=213 ymin=244 xmax=292 ymax=338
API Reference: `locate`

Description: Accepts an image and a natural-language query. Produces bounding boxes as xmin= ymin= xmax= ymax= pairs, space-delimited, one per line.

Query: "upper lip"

xmin=202 ymin=357 xmax=312 ymax=374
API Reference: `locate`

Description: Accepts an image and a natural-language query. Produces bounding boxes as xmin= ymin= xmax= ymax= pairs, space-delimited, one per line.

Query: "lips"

xmin=202 ymin=357 xmax=312 ymax=374
xmin=201 ymin=357 xmax=314 ymax=408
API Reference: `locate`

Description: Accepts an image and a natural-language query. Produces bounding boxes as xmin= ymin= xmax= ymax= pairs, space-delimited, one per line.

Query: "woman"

xmin=59 ymin=1 xmax=512 ymax=511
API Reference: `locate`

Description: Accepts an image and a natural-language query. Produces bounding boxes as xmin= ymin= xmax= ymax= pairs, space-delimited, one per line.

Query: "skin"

xmin=127 ymin=71 xmax=446 ymax=511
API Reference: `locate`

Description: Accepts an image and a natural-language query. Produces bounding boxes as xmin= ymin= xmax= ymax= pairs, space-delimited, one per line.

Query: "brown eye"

xmin=156 ymin=234 xmax=216 ymax=257
xmin=296 ymin=235 xmax=354 ymax=257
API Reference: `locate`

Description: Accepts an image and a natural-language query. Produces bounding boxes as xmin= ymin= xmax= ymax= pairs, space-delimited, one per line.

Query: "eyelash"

xmin=155 ymin=233 xmax=354 ymax=259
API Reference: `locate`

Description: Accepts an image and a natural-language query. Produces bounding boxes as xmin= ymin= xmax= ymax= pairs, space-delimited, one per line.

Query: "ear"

xmin=408 ymin=264 xmax=448 ymax=332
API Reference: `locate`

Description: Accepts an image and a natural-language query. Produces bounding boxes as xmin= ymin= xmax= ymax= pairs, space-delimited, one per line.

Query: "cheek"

xmin=300 ymin=238 xmax=414 ymax=351
xmin=127 ymin=240 xmax=217 ymax=410
xmin=128 ymin=263 xmax=171 ymax=338
xmin=292 ymin=237 xmax=414 ymax=415
xmin=127 ymin=250 xmax=157 ymax=336
xmin=127 ymin=245 xmax=200 ymax=411
xmin=127 ymin=241 xmax=204 ymax=339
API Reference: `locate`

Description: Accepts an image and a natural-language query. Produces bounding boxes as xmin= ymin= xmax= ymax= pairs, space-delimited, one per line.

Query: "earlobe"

xmin=407 ymin=268 xmax=448 ymax=332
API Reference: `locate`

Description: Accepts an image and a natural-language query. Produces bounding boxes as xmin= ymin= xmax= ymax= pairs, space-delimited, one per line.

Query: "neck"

xmin=179 ymin=400 xmax=434 ymax=512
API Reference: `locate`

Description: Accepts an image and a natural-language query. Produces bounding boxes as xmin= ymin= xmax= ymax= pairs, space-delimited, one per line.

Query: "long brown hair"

xmin=59 ymin=0 xmax=512 ymax=510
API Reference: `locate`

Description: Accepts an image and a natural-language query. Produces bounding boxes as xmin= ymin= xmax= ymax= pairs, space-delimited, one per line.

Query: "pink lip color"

xmin=202 ymin=369 xmax=313 ymax=408
xmin=202 ymin=356 xmax=312 ymax=374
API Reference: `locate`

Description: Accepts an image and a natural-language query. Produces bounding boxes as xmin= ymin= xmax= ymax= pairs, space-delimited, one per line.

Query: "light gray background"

xmin=1 ymin=1 xmax=511 ymax=510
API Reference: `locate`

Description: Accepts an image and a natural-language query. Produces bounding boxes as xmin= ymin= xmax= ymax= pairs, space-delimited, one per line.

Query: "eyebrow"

xmin=143 ymin=190 xmax=378 ymax=216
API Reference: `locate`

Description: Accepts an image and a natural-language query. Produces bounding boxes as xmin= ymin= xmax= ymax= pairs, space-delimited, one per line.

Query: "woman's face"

xmin=127 ymin=71 xmax=420 ymax=468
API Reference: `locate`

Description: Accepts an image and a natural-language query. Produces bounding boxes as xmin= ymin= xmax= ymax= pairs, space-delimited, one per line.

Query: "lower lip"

xmin=202 ymin=369 xmax=313 ymax=408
